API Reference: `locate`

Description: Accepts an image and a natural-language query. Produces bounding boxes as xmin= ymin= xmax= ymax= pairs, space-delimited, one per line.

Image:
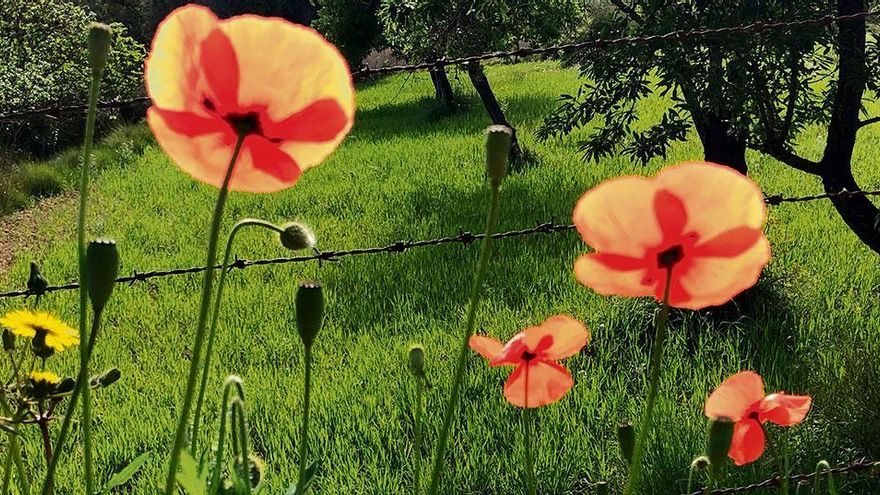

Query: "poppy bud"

xmin=2 ymin=329 xmax=14 ymax=351
xmin=485 ymin=125 xmax=512 ymax=187
xmin=296 ymin=281 xmax=323 ymax=348
xmin=707 ymin=418 xmax=734 ymax=478
xmin=617 ymin=422 xmax=635 ymax=463
xmin=55 ymin=378 xmax=76 ymax=395
xmin=91 ymin=368 xmax=121 ymax=388
xmin=87 ymin=23 xmax=113 ymax=77
xmin=28 ymin=262 xmax=49 ymax=295
xmin=86 ymin=239 xmax=119 ymax=312
xmin=595 ymin=481 xmax=609 ymax=495
xmin=408 ymin=344 xmax=425 ymax=378
xmin=32 ymin=331 xmax=54 ymax=359
xmin=690 ymin=455 xmax=710 ymax=471
xmin=279 ymin=222 xmax=316 ymax=251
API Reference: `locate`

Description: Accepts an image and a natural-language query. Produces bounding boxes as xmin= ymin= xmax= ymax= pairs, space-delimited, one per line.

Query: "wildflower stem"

xmin=191 ymin=219 xmax=283 ymax=453
xmin=41 ymin=309 xmax=103 ymax=495
xmin=2 ymin=442 xmax=13 ymax=493
xmin=523 ymin=378 xmax=536 ymax=495
xmin=0 ymin=399 xmax=29 ymax=495
xmin=163 ymin=132 xmax=246 ymax=495
xmin=426 ymin=182 xmax=501 ymax=495
xmin=295 ymin=344 xmax=314 ymax=493
xmin=766 ymin=428 xmax=789 ymax=495
xmin=210 ymin=377 xmax=244 ymax=495
xmin=622 ymin=268 xmax=674 ymax=495
xmin=413 ymin=375 xmax=424 ymax=495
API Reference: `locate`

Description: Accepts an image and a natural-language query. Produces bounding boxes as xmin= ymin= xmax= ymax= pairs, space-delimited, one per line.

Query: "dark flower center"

xmin=203 ymin=97 xmax=282 ymax=143
xmin=657 ymin=244 xmax=684 ymax=269
xmin=521 ymin=350 xmax=537 ymax=362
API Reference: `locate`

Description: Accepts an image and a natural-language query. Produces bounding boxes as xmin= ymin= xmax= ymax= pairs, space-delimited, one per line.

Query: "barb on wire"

xmin=0 ymin=187 xmax=879 ymax=300
xmin=688 ymin=459 xmax=880 ymax=495
xmin=1 ymin=10 xmax=877 ymax=122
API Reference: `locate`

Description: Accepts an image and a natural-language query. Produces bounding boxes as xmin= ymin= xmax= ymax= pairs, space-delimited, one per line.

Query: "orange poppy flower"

xmin=145 ymin=5 xmax=355 ymax=193
xmin=573 ymin=162 xmax=770 ymax=309
xmin=704 ymin=371 xmax=811 ymax=466
xmin=469 ymin=315 xmax=589 ymax=408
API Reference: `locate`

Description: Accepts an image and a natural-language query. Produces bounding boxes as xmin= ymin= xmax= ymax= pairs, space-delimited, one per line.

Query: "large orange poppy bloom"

xmin=704 ymin=371 xmax=811 ymax=466
xmin=469 ymin=315 xmax=589 ymax=408
xmin=573 ymin=162 xmax=770 ymax=309
xmin=145 ymin=5 xmax=355 ymax=193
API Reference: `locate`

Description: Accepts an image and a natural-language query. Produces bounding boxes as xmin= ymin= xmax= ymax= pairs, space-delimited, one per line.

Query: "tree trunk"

xmin=429 ymin=68 xmax=456 ymax=111
xmin=818 ymin=0 xmax=880 ymax=253
xmin=692 ymin=113 xmax=749 ymax=175
xmin=465 ymin=62 xmax=522 ymax=161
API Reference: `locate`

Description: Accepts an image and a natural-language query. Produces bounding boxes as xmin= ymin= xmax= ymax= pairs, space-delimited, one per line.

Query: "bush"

xmin=0 ymin=0 xmax=146 ymax=156
xmin=17 ymin=163 xmax=68 ymax=199
xmin=313 ymin=0 xmax=384 ymax=68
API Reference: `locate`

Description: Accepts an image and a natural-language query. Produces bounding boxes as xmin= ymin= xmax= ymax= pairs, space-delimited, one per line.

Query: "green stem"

xmin=0 ymin=399 xmax=29 ymax=495
xmin=76 ymin=63 xmax=104 ymax=495
xmin=2 ymin=442 xmax=13 ymax=495
xmin=191 ymin=219 xmax=283 ymax=453
xmin=163 ymin=133 xmax=246 ymax=495
xmin=413 ymin=377 xmax=423 ymax=495
xmin=230 ymin=399 xmax=250 ymax=494
xmin=426 ymin=183 xmax=501 ymax=495
xmin=622 ymin=268 xmax=674 ymax=495
xmin=523 ymin=369 xmax=536 ymax=495
xmin=295 ymin=344 xmax=313 ymax=493
xmin=766 ymin=428 xmax=788 ymax=495
xmin=209 ymin=378 xmax=243 ymax=495
xmin=40 ymin=308 xmax=103 ymax=495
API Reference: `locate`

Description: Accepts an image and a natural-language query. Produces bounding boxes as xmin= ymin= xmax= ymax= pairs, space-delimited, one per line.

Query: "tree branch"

xmin=608 ymin=0 xmax=643 ymax=24
xmin=750 ymin=141 xmax=822 ymax=176
xmin=858 ymin=116 xmax=880 ymax=129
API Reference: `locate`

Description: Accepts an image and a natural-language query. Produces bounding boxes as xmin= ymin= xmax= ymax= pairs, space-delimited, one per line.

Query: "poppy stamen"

xmin=225 ymin=112 xmax=262 ymax=136
xmin=657 ymin=244 xmax=684 ymax=269
xmin=521 ymin=350 xmax=537 ymax=362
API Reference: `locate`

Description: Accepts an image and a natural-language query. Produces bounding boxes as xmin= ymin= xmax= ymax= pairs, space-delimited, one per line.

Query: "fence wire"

xmin=1 ymin=187 xmax=878 ymax=300
xmin=687 ymin=459 xmax=880 ymax=495
xmin=1 ymin=9 xmax=878 ymax=122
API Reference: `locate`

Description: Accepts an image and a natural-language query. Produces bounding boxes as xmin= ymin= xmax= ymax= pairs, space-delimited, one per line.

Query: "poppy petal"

xmin=504 ymin=360 xmax=574 ymax=408
xmin=215 ymin=16 xmax=354 ymax=172
xmin=469 ymin=335 xmax=505 ymax=362
xmin=149 ymin=108 xmax=228 ymax=139
xmin=199 ymin=28 xmax=240 ymax=112
xmin=521 ymin=315 xmax=590 ymax=361
xmin=729 ymin=417 xmax=766 ymax=466
xmin=145 ymin=4 xmax=219 ymax=111
xmin=693 ymin=227 xmax=765 ymax=258
xmin=675 ymin=236 xmax=770 ymax=309
xmin=574 ymin=254 xmax=653 ymax=299
xmin=653 ymin=189 xmax=688 ymax=239
xmin=492 ymin=334 xmax=530 ymax=366
xmin=655 ymin=162 xmax=767 ymax=241
xmin=229 ymin=136 xmax=303 ymax=192
xmin=262 ymin=99 xmax=350 ymax=143
xmin=573 ymin=176 xmax=663 ymax=258
xmin=758 ymin=393 xmax=812 ymax=426
xmin=705 ymin=371 xmax=765 ymax=422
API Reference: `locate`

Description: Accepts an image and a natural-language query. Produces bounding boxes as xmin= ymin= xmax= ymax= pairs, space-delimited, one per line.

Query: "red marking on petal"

xmin=593 ymin=253 xmax=647 ymax=271
xmin=245 ymin=136 xmax=302 ymax=183
xmin=150 ymin=107 xmax=231 ymax=139
xmin=263 ymin=99 xmax=350 ymax=143
xmin=693 ymin=227 xmax=764 ymax=258
xmin=199 ymin=29 xmax=240 ymax=112
xmin=653 ymin=189 xmax=688 ymax=240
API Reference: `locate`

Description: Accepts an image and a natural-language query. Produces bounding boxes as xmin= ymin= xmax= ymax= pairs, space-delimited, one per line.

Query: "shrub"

xmin=17 ymin=163 xmax=68 ymax=199
xmin=313 ymin=0 xmax=384 ymax=68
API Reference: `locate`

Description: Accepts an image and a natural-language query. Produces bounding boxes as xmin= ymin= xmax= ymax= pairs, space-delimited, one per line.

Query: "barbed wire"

xmin=687 ymin=459 xmax=880 ymax=495
xmin=1 ymin=187 xmax=878 ymax=300
xmin=1 ymin=9 xmax=877 ymax=122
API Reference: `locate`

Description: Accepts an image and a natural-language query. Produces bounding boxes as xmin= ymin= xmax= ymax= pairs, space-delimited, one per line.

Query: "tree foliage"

xmin=313 ymin=0 xmax=384 ymax=68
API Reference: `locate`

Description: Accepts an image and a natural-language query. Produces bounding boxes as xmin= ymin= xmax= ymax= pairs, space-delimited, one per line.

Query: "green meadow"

xmin=2 ymin=61 xmax=880 ymax=493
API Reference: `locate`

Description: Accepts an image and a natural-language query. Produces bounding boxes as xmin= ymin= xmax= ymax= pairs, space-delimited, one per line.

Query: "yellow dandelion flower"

xmin=0 ymin=310 xmax=78 ymax=352
xmin=29 ymin=370 xmax=61 ymax=386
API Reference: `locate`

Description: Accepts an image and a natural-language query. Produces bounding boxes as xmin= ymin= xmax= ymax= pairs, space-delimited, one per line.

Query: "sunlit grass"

xmin=1 ymin=61 xmax=879 ymax=493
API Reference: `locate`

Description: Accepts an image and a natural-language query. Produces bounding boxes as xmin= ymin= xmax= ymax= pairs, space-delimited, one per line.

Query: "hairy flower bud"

xmin=2 ymin=329 xmax=14 ymax=351
xmin=707 ymin=418 xmax=734 ymax=478
xmin=617 ymin=422 xmax=635 ymax=463
xmin=408 ymin=344 xmax=426 ymax=378
xmin=91 ymin=368 xmax=122 ymax=388
xmin=27 ymin=262 xmax=49 ymax=295
xmin=87 ymin=23 xmax=113 ymax=77
xmin=296 ymin=281 xmax=324 ymax=348
xmin=595 ymin=481 xmax=609 ymax=495
xmin=485 ymin=125 xmax=512 ymax=187
xmin=279 ymin=222 xmax=316 ymax=251
xmin=86 ymin=239 xmax=119 ymax=312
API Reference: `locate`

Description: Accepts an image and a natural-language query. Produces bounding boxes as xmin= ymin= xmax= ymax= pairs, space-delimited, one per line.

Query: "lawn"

xmin=2 ymin=61 xmax=880 ymax=494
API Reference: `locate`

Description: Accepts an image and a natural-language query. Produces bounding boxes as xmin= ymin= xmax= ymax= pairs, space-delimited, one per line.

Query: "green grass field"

xmin=2 ymin=61 xmax=880 ymax=494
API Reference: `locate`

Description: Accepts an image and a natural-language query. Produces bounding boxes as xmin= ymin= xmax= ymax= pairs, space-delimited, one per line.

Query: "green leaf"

xmin=102 ymin=452 xmax=149 ymax=493
xmin=177 ymin=451 xmax=207 ymax=495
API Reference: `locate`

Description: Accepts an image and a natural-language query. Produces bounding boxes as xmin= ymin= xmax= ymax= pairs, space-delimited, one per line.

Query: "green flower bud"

xmin=617 ymin=422 xmax=635 ymax=464
xmin=296 ymin=281 xmax=324 ymax=348
xmin=27 ymin=262 xmax=49 ymax=294
xmin=795 ymin=480 xmax=811 ymax=495
xmin=279 ymin=222 xmax=316 ymax=251
xmin=691 ymin=455 xmax=710 ymax=471
xmin=32 ymin=330 xmax=54 ymax=359
xmin=86 ymin=239 xmax=119 ymax=312
xmin=91 ymin=368 xmax=121 ymax=388
xmin=54 ymin=378 xmax=76 ymax=395
xmin=87 ymin=23 xmax=113 ymax=77
xmin=485 ymin=125 xmax=512 ymax=187
xmin=408 ymin=344 xmax=425 ymax=378
xmin=707 ymin=418 xmax=734 ymax=478
xmin=595 ymin=481 xmax=609 ymax=495
xmin=2 ymin=329 xmax=14 ymax=351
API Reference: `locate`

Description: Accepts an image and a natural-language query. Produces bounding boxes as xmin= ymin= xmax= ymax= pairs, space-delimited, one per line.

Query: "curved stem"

xmin=209 ymin=379 xmax=243 ymax=495
xmin=622 ymin=268 xmax=674 ymax=495
xmin=413 ymin=377 xmax=423 ymax=495
xmin=295 ymin=344 xmax=314 ymax=493
xmin=426 ymin=183 xmax=502 ymax=495
xmin=163 ymin=133 xmax=246 ymax=495
xmin=191 ymin=219 xmax=283 ymax=453
xmin=40 ymin=308 xmax=103 ymax=495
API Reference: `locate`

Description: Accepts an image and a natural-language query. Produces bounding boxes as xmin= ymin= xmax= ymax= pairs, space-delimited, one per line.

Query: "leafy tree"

xmin=313 ymin=0 xmax=385 ymax=68
xmin=539 ymin=0 xmax=880 ymax=253
xmin=0 ymin=0 xmax=146 ymax=155
xmin=379 ymin=0 xmax=579 ymax=158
